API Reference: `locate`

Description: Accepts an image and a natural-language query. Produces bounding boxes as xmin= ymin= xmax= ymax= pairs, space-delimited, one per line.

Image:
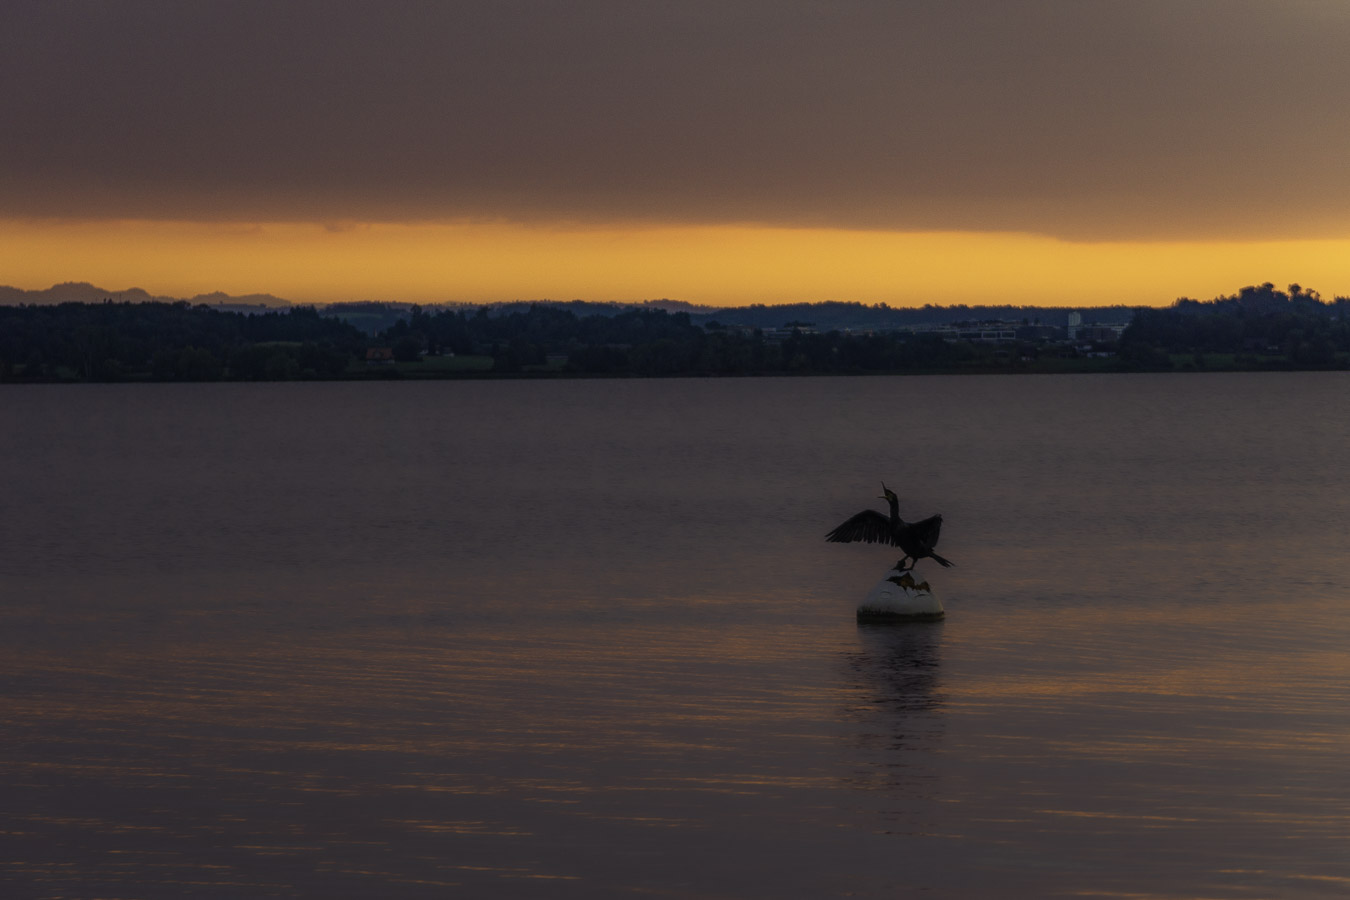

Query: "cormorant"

xmin=825 ymin=483 xmax=954 ymax=572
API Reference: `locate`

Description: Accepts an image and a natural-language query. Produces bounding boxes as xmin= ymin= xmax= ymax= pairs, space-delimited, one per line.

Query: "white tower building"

xmin=1067 ymin=311 xmax=1082 ymax=341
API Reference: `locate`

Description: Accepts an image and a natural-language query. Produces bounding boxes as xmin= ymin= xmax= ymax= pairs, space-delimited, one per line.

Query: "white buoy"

xmin=856 ymin=568 xmax=944 ymax=623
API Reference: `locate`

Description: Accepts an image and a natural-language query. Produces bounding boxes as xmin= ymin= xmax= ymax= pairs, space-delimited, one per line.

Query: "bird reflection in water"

xmin=840 ymin=622 xmax=946 ymax=794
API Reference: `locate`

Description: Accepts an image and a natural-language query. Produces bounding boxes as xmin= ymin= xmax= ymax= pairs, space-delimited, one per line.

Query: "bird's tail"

xmin=929 ymin=552 xmax=954 ymax=568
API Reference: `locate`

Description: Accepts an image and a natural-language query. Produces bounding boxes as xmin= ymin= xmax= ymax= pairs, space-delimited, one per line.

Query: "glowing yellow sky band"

xmin=3 ymin=218 xmax=1350 ymax=307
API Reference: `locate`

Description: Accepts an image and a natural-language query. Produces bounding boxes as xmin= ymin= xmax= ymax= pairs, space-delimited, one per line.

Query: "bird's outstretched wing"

xmin=910 ymin=514 xmax=944 ymax=549
xmin=825 ymin=509 xmax=897 ymax=545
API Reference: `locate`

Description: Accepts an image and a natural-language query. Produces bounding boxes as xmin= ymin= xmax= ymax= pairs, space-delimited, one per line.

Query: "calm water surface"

xmin=1 ymin=374 xmax=1348 ymax=898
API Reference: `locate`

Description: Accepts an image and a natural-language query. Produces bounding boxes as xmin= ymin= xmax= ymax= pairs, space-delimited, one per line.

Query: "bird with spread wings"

xmin=825 ymin=483 xmax=954 ymax=573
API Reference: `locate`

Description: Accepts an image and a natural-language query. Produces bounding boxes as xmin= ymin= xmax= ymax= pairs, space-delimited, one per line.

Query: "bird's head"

xmin=879 ymin=482 xmax=897 ymax=503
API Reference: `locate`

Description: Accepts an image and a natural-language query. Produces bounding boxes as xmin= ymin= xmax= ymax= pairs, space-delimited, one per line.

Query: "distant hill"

xmin=675 ymin=301 xmax=1135 ymax=331
xmin=475 ymin=298 xmax=1134 ymax=330
xmin=1 ymin=283 xmax=1137 ymax=331
xmin=0 ymin=282 xmax=292 ymax=308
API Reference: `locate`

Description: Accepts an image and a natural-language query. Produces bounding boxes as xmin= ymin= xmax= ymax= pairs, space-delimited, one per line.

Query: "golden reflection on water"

xmin=2 ymin=583 xmax=1349 ymax=897
xmin=6 ymin=374 xmax=1350 ymax=896
xmin=0 ymin=611 xmax=874 ymax=895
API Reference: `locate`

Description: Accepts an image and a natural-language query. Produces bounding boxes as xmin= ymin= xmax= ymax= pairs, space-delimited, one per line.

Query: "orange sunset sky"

xmin=4 ymin=1 xmax=1350 ymax=308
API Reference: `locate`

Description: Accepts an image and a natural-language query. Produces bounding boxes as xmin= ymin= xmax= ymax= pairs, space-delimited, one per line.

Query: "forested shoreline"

xmin=2 ymin=283 xmax=1348 ymax=382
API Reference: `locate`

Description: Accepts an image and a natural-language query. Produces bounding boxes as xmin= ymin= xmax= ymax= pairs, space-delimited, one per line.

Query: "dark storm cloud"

xmin=4 ymin=0 xmax=1350 ymax=239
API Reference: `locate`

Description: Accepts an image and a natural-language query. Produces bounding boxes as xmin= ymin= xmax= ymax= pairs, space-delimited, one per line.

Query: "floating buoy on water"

xmin=856 ymin=568 xmax=945 ymax=623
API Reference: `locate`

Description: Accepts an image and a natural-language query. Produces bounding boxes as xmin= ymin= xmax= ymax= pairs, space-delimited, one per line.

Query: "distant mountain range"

xmin=479 ymin=299 xmax=1134 ymax=329
xmin=0 ymin=282 xmax=293 ymax=309
xmin=0 ymin=284 xmax=718 ymax=314
xmin=0 ymin=283 xmax=1135 ymax=329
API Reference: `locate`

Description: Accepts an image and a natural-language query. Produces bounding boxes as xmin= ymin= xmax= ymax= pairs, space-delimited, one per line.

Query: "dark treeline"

xmin=1 ymin=299 xmax=1051 ymax=381
xmin=686 ymin=300 xmax=1134 ymax=331
xmin=1120 ymin=283 xmax=1350 ymax=369
xmin=6 ymin=283 xmax=1350 ymax=382
xmin=381 ymin=304 xmax=1027 ymax=376
xmin=1 ymin=301 xmax=363 ymax=381
xmin=330 ymin=298 xmax=1135 ymax=334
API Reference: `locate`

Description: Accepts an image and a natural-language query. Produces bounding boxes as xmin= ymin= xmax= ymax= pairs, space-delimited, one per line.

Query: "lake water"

xmin=1 ymin=373 xmax=1348 ymax=898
